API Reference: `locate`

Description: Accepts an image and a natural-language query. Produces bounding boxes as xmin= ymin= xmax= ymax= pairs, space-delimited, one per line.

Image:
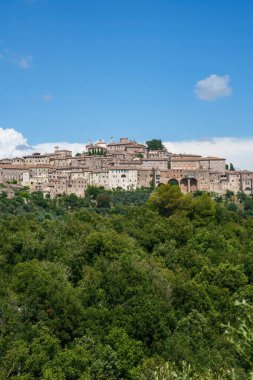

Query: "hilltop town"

xmin=0 ymin=137 xmax=252 ymax=197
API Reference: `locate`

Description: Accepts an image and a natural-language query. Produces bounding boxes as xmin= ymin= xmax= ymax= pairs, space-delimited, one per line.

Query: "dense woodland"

xmin=1 ymin=185 xmax=253 ymax=379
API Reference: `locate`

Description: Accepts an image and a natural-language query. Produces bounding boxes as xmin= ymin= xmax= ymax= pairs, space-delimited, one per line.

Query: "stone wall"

xmin=0 ymin=137 xmax=252 ymax=197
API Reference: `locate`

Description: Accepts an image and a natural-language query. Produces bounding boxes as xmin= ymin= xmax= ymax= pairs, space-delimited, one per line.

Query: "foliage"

xmin=148 ymin=184 xmax=194 ymax=217
xmin=0 ymin=187 xmax=253 ymax=378
xmin=146 ymin=139 xmax=165 ymax=151
xmin=225 ymin=301 xmax=253 ymax=374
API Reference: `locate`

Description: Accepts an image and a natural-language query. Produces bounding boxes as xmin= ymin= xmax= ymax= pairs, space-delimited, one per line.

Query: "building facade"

xmin=0 ymin=137 xmax=252 ymax=197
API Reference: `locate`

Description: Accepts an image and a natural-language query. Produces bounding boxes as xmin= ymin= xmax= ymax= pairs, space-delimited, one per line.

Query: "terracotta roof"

xmin=23 ymin=154 xmax=50 ymax=158
xmin=90 ymin=169 xmax=108 ymax=173
xmin=108 ymin=141 xmax=145 ymax=147
xmin=109 ymin=167 xmax=138 ymax=171
xmin=51 ymin=157 xmax=75 ymax=161
xmin=171 ymin=156 xmax=225 ymax=162
xmin=160 ymin=169 xmax=210 ymax=173
xmin=0 ymin=165 xmax=50 ymax=169
xmin=171 ymin=154 xmax=201 ymax=158
xmin=142 ymin=158 xmax=167 ymax=161
xmin=226 ymin=170 xmax=253 ymax=175
xmin=9 ymin=184 xmax=24 ymax=188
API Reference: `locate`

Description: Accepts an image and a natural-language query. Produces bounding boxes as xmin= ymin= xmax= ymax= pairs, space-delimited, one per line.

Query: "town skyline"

xmin=0 ymin=127 xmax=253 ymax=170
xmin=1 ymin=136 xmax=252 ymax=199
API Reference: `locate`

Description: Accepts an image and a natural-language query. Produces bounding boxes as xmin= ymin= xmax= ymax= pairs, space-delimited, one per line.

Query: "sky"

xmin=0 ymin=0 xmax=253 ymax=168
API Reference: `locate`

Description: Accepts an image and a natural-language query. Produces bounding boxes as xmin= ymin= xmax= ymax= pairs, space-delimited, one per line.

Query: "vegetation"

xmin=146 ymin=139 xmax=165 ymax=151
xmin=225 ymin=163 xmax=235 ymax=171
xmin=1 ymin=185 xmax=253 ymax=378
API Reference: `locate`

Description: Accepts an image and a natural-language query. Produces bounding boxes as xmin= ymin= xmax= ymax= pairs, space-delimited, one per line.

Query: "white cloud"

xmin=0 ymin=128 xmax=252 ymax=171
xmin=35 ymin=142 xmax=85 ymax=156
xmin=0 ymin=128 xmax=85 ymax=158
xmin=18 ymin=56 xmax=33 ymax=69
xmin=195 ymin=74 xmax=232 ymax=101
xmin=164 ymin=138 xmax=253 ymax=170
xmin=42 ymin=94 xmax=54 ymax=102
xmin=0 ymin=128 xmax=28 ymax=157
xmin=0 ymin=48 xmax=33 ymax=69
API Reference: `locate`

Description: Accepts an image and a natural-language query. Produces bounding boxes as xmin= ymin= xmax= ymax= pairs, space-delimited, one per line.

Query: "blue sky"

xmin=0 ymin=0 xmax=253 ymax=146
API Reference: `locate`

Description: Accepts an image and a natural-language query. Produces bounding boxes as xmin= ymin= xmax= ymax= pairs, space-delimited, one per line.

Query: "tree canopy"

xmin=145 ymin=139 xmax=165 ymax=151
xmin=0 ymin=186 xmax=253 ymax=378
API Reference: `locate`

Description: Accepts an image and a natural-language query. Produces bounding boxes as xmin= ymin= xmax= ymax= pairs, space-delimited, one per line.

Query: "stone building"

xmin=0 ymin=137 xmax=252 ymax=197
xmin=89 ymin=170 xmax=109 ymax=189
xmin=23 ymin=153 xmax=51 ymax=166
xmin=108 ymin=168 xmax=138 ymax=190
xmin=107 ymin=138 xmax=147 ymax=158
xmin=142 ymin=158 xmax=168 ymax=170
xmin=170 ymin=156 xmax=226 ymax=172
xmin=86 ymin=140 xmax=107 ymax=155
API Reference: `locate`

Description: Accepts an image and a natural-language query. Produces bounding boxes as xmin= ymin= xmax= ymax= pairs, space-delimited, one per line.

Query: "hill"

xmin=0 ymin=186 xmax=253 ymax=379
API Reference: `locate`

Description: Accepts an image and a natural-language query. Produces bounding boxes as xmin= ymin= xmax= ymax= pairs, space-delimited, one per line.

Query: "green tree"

xmin=106 ymin=327 xmax=144 ymax=377
xmin=146 ymin=139 xmax=165 ymax=151
xmin=96 ymin=192 xmax=111 ymax=208
xmin=148 ymin=184 xmax=194 ymax=217
xmin=85 ymin=185 xmax=104 ymax=199
xmin=193 ymin=193 xmax=215 ymax=225
xmin=230 ymin=163 xmax=235 ymax=171
xmin=225 ymin=301 xmax=253 ymax=375
xmin=11 ymin=260 xmax=83 ymax=342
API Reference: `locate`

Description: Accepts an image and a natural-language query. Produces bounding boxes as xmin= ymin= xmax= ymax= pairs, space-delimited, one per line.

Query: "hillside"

xmin=0 ymin=186 xmax=253 ymax=379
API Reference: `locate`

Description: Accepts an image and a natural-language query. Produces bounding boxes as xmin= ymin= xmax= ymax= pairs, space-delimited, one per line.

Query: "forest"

xmin=1 ymin=185 xmax=253 ymax=379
